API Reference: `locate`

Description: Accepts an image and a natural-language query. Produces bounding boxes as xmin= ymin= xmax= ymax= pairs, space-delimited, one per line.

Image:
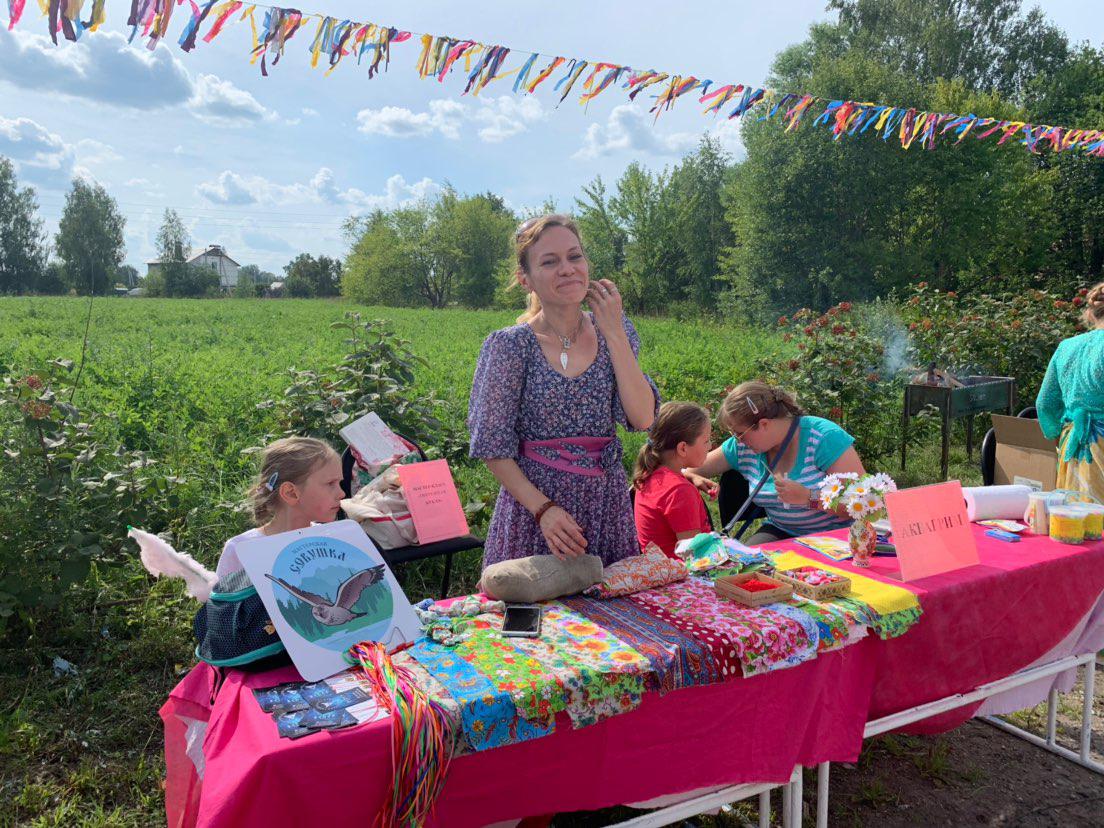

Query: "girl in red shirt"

xmin=632 ymin=402 xmax=715 ymax=558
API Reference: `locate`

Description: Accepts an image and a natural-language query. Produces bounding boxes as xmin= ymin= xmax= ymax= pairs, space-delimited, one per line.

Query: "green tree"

xmin=575 ymin=175 xmax=627 ymax=283
xmin=0 ymin=157 xmax=47 ymax=294
xmin=55 ymin=179 xmax=125 ymax=295
xmin=115 ymin=264 xmax=139 ymax=289
xmin=666 ymin=136 xmax=734 ymax=307
xmin=827 ymin=0 xmax=1069 ymax=100
xmin=1024 ymin=44 xmax=1104 ymax=283
xmin=154 ymin=209 xmax=191 ymax=297
xmin=283 ymin=253 xmax=343 ymax=298
xmin=432 ymin=190 xmax=515 ymax=308
xmin=609 ymin=163 xmax=678 ymax=313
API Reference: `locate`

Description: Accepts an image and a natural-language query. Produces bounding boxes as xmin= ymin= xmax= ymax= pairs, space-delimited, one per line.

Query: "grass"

xmin=0 ymin=295 xmax=987 ymax=826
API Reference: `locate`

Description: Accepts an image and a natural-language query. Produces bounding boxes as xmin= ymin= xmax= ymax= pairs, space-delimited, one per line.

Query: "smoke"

xmin=859 ymin=300 xmax=915 ymax=378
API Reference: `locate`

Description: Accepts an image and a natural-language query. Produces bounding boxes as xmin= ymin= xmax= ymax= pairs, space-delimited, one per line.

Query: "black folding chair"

xmin=980 ymin=406 xmax=1038 ymax=486
xmin=340 ymin=437 xmax=484 ymax=599
xmin=718 ymin=469 xmax=766 ymax=533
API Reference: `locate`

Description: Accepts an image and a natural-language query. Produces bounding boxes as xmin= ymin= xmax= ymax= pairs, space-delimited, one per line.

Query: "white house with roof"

xmin=146 ymin=244 xmax=241 ymax=291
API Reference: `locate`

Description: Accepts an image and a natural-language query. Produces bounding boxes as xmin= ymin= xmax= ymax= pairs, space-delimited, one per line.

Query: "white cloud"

xmin=0 ymin=116 xmax=75 ymax=190
xmin=0 ymin=29 xmax=277 ymax=128
xmin=301 ymin=107 xmax=320 ymax=118
xmin=187 ymin=73 xmax=277 ymax=126
xmin=574 ymin=104 xmax=701 ymax=160
xmin=240 ymin=228 xmax=295 ymax=254
xmin=355 ymin=95 xmax=546 ymax=143
xmin=74 ymin=138 xmax=122 ymax=166
xmin=0 ymin=27 xmax=192 ymax=110
xmin=196 ymin=167 xmax=441 ymax=211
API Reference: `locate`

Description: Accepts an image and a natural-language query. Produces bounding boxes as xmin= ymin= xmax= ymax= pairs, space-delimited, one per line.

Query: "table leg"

xmin=816 ymin=762 xmax=829 ymax=828
xmin=758 ymin=790 xmax=770 ymax=828
xmin=900 ymin=390 xmax=909 ymax=471
xmin=1081 ymin=660 xmax=1096 ymax=763
xmin=790 ymin=767 xmax=803 ymax=828
xmin=440 ymin=551 xmax=454 ymax=600
xmin=941 ymin=402 xmax=951 ymax=481
xmin=966 ymin=414 xmax=974 ymax=457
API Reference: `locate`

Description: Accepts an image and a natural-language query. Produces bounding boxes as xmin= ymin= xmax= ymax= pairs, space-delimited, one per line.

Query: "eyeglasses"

xmin=734 ymin=421 xmax=759 ymax=443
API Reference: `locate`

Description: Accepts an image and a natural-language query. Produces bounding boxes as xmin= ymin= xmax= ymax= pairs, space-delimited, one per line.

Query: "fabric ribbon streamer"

xmin=348 ymin=641 xmax=454 ymax=828
xmin=5 ymin=0 xmax=1103 ymax=158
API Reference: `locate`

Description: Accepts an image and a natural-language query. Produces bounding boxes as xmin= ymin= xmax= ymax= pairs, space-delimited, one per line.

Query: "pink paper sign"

xmin=884 ymin=481 xmax=979 ymax=581
xmin=397 ymin=459 xmax=470 ymax=545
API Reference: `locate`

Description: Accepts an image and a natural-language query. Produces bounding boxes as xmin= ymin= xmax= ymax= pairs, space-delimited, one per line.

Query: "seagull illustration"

xmin=266 ymin=565 xmax=386 ymax=627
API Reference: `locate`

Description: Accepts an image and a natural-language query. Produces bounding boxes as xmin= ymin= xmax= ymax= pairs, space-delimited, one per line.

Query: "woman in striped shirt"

xmin=683 ymin=381 xmax=866 ymax=545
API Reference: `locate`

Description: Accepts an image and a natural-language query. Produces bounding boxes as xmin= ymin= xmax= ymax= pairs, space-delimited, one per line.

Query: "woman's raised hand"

xmin=539 ymin=505 xmax=589 ymax=559
xmin=586 ymin=279 xmax=624 ymax=339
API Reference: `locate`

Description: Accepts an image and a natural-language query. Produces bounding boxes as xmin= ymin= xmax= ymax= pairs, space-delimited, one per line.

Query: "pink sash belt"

xmin=520 ymin=437 xmax=614 ymax=477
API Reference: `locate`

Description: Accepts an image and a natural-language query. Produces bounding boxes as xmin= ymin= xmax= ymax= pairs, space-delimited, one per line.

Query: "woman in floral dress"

xmin=468 ymin=214 xmax=660 ymax=568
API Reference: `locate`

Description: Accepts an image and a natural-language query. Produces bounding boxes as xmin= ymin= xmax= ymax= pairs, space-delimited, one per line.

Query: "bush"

xmin=898 ymin=282 xmax=1087 ymax=401
xmin=0 ymin=359 xmax=180 ymax=629
xmin=766 ymin=302 xmax=909 ymax=463
xmin=257 ymin=312 xmax=448 ymax=450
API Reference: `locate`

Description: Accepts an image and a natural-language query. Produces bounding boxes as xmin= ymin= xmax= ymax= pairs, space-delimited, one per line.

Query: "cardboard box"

xmin=990 ymin=414 xmax=1058 ymax=490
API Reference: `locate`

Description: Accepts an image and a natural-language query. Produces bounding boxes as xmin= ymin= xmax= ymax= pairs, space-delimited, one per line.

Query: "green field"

xmin=0 ymin=296 xmax=985 ymax=826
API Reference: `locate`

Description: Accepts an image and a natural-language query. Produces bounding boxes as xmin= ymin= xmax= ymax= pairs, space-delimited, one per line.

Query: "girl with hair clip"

xmin=683 ymin=381 xmax=866 ymax=545
xmin=632 ymin=402 xmax=714 ymax=557
xmin=215 ymin=436 xmax=345 ymax=578
xmin=1036 ymin=280 xmax=1104 ymax=503
xmin=467 ymin=213 xmax=661 ymax=569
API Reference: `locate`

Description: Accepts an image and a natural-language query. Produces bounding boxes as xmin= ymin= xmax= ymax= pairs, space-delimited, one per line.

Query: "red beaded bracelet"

xmin=534 ymin=500 xmax=557 ymax=523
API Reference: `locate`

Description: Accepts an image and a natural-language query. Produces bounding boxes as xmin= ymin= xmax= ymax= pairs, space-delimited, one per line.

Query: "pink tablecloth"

xmin=776 ymin=527 xmax=1104 ymax=733
xmin=162 ymin=527 xmax=1104 ymax=827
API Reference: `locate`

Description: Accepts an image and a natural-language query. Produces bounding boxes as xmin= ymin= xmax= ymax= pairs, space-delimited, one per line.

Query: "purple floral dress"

xmin=468 ymin=313 xmax=660 ymax=569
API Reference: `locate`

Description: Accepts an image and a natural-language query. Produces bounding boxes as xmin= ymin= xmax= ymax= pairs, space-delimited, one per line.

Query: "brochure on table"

xmin=240 ymin=520 xmax=421 ymax=681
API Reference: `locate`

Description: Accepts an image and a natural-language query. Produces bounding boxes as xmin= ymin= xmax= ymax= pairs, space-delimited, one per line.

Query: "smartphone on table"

xmin=501 ymin=604 xmax=542 ymax=638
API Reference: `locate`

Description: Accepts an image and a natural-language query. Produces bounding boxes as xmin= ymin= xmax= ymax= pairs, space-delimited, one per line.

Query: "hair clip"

xmin=264 ymin=471 xmax=280 ymax=492
xmin=746 ymin=396 xmax=760 ymax=415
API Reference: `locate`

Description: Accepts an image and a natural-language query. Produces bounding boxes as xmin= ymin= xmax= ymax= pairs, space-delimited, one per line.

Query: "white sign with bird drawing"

xmin=239 ymin=520 xmax=421 ymax=681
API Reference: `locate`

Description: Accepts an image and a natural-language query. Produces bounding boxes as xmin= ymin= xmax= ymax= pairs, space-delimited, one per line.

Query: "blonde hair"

xmin=510 ymin=213 xmax=586 ymax=323
xmin=248 ymin=437 xmax=339 ymax=524
xmin=632 ymin=402 xmax=711 ymax=489
xmin=1083 ymin=281 xmax=1104 ymax=330
xmin=718 ymin=381 xmax=804 ymax=433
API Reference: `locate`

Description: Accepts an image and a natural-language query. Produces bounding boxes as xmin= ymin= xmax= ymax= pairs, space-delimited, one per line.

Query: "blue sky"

xmin=0 ymin=1 xmax=1100 ymax=275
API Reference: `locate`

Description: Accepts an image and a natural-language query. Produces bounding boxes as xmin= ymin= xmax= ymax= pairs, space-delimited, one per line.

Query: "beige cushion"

xmin=481 ymin=554 xmax=604 ymax=603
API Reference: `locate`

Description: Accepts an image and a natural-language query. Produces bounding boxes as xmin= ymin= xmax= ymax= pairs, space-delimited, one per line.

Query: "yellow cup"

xmin=1049 ymin=507 xmax=1086 ymax=544
xmin=1073 ymin=504 xmax=1104 ymax=541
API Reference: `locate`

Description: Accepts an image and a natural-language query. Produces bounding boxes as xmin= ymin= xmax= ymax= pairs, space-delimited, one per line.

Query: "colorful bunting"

xmin=4 ymin=0 xmax=1103 ymax=158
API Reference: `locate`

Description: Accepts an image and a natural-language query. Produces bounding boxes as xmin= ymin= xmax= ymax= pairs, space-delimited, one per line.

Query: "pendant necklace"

xmin=545 ymin=314 xmax=584 ymax=371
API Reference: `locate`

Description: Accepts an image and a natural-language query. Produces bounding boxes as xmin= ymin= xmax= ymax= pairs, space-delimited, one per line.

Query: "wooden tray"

xmin=773 ymin=567 xmax=851 ymax=600
xmin=715 ymin=573 xmax=793 ymax=607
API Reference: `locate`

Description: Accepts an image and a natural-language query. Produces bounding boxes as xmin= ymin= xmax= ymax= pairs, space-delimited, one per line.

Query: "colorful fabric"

xmin=468 ymin=313 xmax=660 ymax=568
xmin=785 ymin=599 xmax=860 ymax=652
xmin=408 ymin=636 xmax=553 ymax=752
xmin=634 ymin=466 xmax=713 ymax=557
xmin=1056 ymin=421 xmax=1104 ymax=504
xmin=585 ymin=546 xmax=688 ymax=598
xmin=561 ymin=594 xmax=720 ymax=693
xmin=628 ymin=578 xmax=815 ymax=677
xmin=508 ymin=602 xmax=650 ymax=728
xmin=428 ymin=604 xmax=650 ymax=733
xmin=771 ymin=551 xmax=920 ymax=616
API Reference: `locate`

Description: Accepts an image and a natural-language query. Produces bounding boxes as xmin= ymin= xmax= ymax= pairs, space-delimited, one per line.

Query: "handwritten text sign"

xmin=884 ymin=481 xmax=979 ymax=581
xmin=397 ymin=459 xmax=470 ymax=544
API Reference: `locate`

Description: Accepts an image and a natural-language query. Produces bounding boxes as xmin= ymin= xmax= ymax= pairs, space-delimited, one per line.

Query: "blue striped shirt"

xmin=720 ymin=416 xmax=855 ymax=536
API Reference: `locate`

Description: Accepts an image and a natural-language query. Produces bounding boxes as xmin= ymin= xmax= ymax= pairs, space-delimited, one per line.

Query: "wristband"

xmin=534 ymin=500 xmax=557 ymax=523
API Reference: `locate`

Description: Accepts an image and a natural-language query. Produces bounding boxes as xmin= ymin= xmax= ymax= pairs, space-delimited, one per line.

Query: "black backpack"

xmin=193 ymin=570 xmax=291 ymax=672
